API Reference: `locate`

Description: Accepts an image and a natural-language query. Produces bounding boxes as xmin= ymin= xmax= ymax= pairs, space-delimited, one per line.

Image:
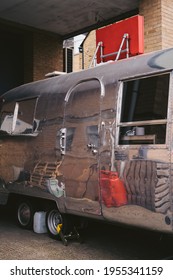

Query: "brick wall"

xmin=83 ymin=31 xmax=96 ymax=69
xmin=139 ymin=0 xmax=173 ymax=52
xmin=139 ymin=0 xmax=162 ymax=53
xmin=73 ymin=32 xmax=97 ymax=72
xmin=161 ymin=0 xmax=173 ymax=49
xmin=74 ymin=0 xmax=173 ymax=71
xmin=0 ymin=23 xmax=64 ymax=85
xmin=33 ymin=32 xmax=63 ymax=81
xmin=73 ymin=53 xmax=80 ymax=72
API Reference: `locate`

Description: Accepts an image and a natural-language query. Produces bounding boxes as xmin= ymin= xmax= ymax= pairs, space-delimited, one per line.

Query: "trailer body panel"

xmin=1 ymin=48 xmax=173 ymax=233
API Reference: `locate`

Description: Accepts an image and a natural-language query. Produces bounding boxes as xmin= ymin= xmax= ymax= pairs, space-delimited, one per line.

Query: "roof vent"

xmin=45 ymin=71 xmax=66 ymax=78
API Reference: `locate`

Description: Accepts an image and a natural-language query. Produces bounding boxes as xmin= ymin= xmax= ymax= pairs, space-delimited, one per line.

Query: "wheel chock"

xmin=56 ymin=224 xmax=81 ymax=246
xmin=56 ymin=223 xmax=68 ymax=246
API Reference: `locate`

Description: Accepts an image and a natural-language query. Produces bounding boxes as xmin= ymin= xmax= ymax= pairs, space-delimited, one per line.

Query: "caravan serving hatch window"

xmin=117 ymin=73 xmax=170 ymax=145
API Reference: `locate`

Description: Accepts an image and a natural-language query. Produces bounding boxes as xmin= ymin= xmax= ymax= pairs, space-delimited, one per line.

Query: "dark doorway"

xmin=0 ymin=31 xmax=24 ymax=95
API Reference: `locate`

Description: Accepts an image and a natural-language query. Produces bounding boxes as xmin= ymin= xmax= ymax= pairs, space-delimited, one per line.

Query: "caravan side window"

xmin=118 ymin=73 xmax=169 ymax=145
xmin=0 ymin=98 xmax=38 ymax=136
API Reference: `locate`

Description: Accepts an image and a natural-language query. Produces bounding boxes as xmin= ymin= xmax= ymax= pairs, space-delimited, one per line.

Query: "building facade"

xmin=0 ymin=0 xmax=173 ymax=95
xmin=74 ymin=0 xmax=173 ymax=71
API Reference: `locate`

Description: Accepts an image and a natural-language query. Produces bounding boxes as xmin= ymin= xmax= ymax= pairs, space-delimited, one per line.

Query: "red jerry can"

xmin=109 ymin=172 xmax=127 ymax=207
xmin=100 ymin=170 xmax=127 ymax=207
xmin=100 ymin=170 xmax=114 ymax=207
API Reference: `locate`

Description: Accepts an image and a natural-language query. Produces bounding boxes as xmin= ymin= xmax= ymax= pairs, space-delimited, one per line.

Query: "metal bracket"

xmin=60 ymin=128 xmax=66 ymax=155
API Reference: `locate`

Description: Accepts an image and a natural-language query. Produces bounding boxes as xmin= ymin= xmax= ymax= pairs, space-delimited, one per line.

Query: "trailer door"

xmin=61 ymin=78 xmax=104 ymax=216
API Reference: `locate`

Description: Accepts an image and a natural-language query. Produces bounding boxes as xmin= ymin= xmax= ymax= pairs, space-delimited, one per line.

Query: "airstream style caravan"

xmin=0 ymin=48 xmax=173 ymax=238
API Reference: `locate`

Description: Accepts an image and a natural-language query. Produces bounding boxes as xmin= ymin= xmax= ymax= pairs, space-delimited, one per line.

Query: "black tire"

xmin=17 ymin=201 xmax=34 ymax=229
xmin=46 ymin=209 xmax=70 ymax=240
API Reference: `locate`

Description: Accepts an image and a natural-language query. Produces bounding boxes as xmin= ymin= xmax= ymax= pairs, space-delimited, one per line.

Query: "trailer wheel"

xmin=46 ymin=209 xmax=70 ymax=239
xmin=17 ymin=201 xmax=34 ymax=229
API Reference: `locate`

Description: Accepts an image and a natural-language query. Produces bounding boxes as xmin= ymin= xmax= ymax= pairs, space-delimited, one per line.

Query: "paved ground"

xmin=0 ymin=205 xmax=173 ymax=260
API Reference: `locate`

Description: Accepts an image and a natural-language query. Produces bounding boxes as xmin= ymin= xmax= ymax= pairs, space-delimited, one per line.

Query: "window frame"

xmin=116 ymin=71 xmax=171 ymax=147
xmin=0 ymin=97 xmax=39 ymax=136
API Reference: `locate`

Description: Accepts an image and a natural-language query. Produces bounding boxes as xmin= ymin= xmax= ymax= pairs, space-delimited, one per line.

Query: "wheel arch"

xmin=7 ymin=193 xmax=59 ymax=212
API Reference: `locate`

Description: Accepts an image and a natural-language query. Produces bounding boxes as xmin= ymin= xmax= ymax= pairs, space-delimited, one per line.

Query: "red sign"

xmin=96 ymin=15 xmax=144 ymax=63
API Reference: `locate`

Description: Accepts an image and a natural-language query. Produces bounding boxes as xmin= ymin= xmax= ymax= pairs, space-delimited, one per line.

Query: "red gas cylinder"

xmin=100 ymin=170 xmax=127 ymax=207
